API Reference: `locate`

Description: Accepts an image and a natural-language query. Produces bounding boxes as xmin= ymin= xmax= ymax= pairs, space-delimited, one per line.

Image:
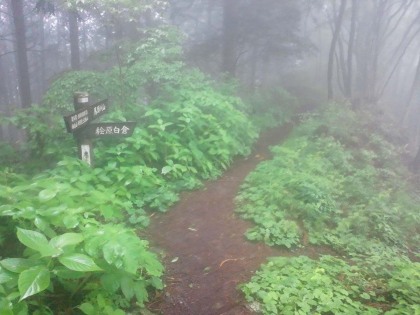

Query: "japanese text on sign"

xmin=93 ymin=103 xmax=106 ymax=116
xmin=95 ymin=125 xmax=131 ymax=135
xmin=70 ymin=109 xmax=88 ymax=130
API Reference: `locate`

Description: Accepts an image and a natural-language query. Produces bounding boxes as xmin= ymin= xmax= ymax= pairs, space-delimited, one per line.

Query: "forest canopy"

xmin=0 ymin=0 xmax=419 ymax=314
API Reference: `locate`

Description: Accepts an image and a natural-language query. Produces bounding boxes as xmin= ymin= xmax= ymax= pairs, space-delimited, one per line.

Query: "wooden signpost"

xmin=63 ymin=99 xmax=108 ymax=133
xmin=63 ymin=92 xmax=137 ymax=166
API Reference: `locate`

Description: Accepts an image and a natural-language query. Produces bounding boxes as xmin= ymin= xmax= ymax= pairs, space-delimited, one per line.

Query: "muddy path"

xmin=146 ymin=123 xmax=327 ymax=315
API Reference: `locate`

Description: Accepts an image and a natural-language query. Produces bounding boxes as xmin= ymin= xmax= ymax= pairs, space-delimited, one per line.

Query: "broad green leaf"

xmin=78 ymin=303 xmax=95 ymax=315
xmin=63 ymin=215 xmax=79 ymax=229
xmin=12 ymin=302 xmax=28 ymax=315
xmin=58 ymin=254 xmax=102 ymax=272
xmin=7 ymin=291 xmax=21 ymax=301
xmin=53 ymin=267 xmax=85 ymax=280
xmin=16 ymin=228 xmax=60 ymax=257
xmin=149 ymin=276 xmax=164 ymax=290
xmin=120 ymin=276 xmax=135 ymax=300
xmin=50 ymin=233 xmax=84 ymax=249
xmin=134 ymin=281 xmax=148 ymax=306
xmin=0 ymin=259 xmax=37 ymax=273
xmin=161 ymin=166 xmax=171 ymax=175
xmin=0 ymin=299 xmax=13 ymax=315
xmin=38 ymin=189 xmax=57 ymax=202
xmin=34 ymin=217 xmax=56 ymax=239
xmin=100 ymin=273 xmax=121 ymax=293
xmin=103 ymin=241 xmax=124 ymax=267
xmin=360 ymin=292 xmax=370 ymax=299
xmin=18 ymin=266 xmax=50 ymax=301
xmin=0 ymin=266 xmax=16 ymax=284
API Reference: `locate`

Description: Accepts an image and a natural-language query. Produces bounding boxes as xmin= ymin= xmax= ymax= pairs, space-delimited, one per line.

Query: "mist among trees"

xmin=1 ymin=0 xmax=420 ymax=166
xmin=0 ymin=1 xmax=419 ymax=314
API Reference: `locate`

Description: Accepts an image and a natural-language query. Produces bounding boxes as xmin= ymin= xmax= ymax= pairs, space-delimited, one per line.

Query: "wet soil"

xmin=146 ymin=124 xmax=332 ymax=315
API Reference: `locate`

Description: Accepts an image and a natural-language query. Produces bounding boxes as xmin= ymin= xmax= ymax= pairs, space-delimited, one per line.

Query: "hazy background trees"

xmin=1 ymin=0 xmax=420 ymax=167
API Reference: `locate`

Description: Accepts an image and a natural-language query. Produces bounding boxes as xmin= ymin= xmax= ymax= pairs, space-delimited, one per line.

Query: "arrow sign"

xmin=81 ymin=122 xmax=137 ymax=138
xmin=63 ymin=99 xmax=108 ymax=133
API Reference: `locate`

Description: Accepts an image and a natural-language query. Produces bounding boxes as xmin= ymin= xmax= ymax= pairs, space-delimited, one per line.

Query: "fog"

xmin=0 ymin=2 xmax=419 ymax=314
xmin=1 ymin=0 xmax=420 ymax=158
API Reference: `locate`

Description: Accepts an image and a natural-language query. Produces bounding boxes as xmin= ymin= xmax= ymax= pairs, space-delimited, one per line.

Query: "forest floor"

xmin=145 ymin=123 xmax=335 ymax=315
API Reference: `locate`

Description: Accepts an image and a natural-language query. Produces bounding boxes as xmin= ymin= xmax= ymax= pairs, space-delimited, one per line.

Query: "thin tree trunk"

xmin=412 ymin=147 xmax=420 ymax=172
xmin=0 ymin=57 xmax=8 ymax=140
xmin=378 ymin=26 xmax=420 ymax=100
xmin=249 ymin=46 xmax=258 ymax=93
xmin=41 ymin=17 xmax=47 ymax=94
xmin=402 ymin=53 xmax=420 ymax=125
xmin=10 ymin=0 xmax=32 ymax=108
xmin=327 ymin=0 xmax=347 ymax=100
xmin=345 ymin=0 xmax=357 ymax=99
xmin=337 ymin=36 xmax=348 ymax=95
xmin=221 ymin=0 xmax=237 ymax=77
xmin=0 ymin=58 xmax=10 ymax=106
xmin=68 ymin=9 xmax=81 ymax=70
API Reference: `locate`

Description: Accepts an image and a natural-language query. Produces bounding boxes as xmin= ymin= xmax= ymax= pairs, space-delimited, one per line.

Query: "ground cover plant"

xmin=236 ymin=104 xmax=420 ymax=314
xmin=0 ymin=27 xmax=263 ymax=314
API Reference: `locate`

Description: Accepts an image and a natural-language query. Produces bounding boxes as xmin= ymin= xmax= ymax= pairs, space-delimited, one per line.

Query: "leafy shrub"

xmin=237 ymin=103 xmax=419 ymax=313
xmin=0 ymin=25 xmax=263 ymax=314
xmin=243 ymin=86 xmax=299 ymax=128
xmin=2 ymin=106 xmax=75 ymax=169
xmin=242 ymin=256 xmax=380 ymax=315
xmin=0 ymin=159 xmax=163 ymax=313
xmin=385 ymin=258 xmax=420 ymax=314
xmin=236 ymin=104 xmax=418 ymax=255
xmin=236 ymin=136 xmax=344 ymax=247
xmin=43 ymin=71 xmax=107 ymax=111
xmin=0 ymin=225 xmax=162 ymax=314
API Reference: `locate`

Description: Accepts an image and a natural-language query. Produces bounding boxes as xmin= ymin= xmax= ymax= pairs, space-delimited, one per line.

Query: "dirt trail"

xmin=146 ymin=124 xmax=325 ymax=315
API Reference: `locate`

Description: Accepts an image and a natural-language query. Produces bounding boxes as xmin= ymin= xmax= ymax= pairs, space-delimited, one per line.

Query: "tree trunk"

xmin=345 ymin=0 xmax=357 ymax=99
xmin=327 ymin=0 xmax=347 ymax=100
xmin=221 ymin=0 xmax=237 ymax=77
xmin=400 ymin=51 xmax=420 ymax=148
xmin=68 ymin=9 xmax=81 ymax=70
xmin=412 ymin=146 xmax=420 ymax=172
xmin=40 ymin=16 xmax=46 ymax=97
xmin=249 ymin=46 xmax=259 ymax=93
xmin=10 ymin=0 xmax=32 ymax=108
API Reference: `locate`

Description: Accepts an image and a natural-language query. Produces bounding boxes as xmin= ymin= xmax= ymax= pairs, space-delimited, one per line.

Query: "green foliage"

xmin=43 ymin=71 xmax=107 ymax=111
xmin=385 ymin=258 xmax=420 ymax=314
xmin=237 ymin=103 xmax=419 ymax=313
xmin=245 ymin=218 xmax=301 ymax=248
xmin=243 ymin=86 xmax=299 ymax=128
xmin=0 ymin=218 xmax=162 ymax=313
xmin=236 ymin=104 xmax=418 ymax=254
xmin=242 ymin=256 xmax=380 ymax=315
xmin=243 ymin=255 xmax=420 ymax=315
xmin=3 ymin=106 xmax=74 ymax=169
xmin=78 ymin=294 xmax=125 ymax=315
xmin=0 ymin=25 xmax=263 ymax=314
xmin=236 ymin=136 xmax=344 ymax=248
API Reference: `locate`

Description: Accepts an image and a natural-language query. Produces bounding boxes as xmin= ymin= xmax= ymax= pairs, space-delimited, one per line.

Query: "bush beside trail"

xmin=0 ymin=28 xmax=277 ymax=314
xmin=237 ymin=104 xmax=420 ymax=314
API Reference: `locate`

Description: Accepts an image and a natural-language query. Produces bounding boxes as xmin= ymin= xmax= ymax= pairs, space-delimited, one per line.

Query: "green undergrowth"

xmin=236 ymin=104 xmax=420 ymax=314
xmin=242 ymin=255 xmax=419 ymax=315
xmin=242 ymin=87 xmax=299 ymax=129
xmin=0 ymin=27 xmax=285 ymax=314
xmin=0 ymin=26 xmax=301 ymax=314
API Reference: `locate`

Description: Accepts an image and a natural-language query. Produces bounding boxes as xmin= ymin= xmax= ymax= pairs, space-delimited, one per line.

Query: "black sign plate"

xmin=63 ymin=99 xmax=108 ymax=133
xmin=82 ymin=122 xmax=137 ymax=138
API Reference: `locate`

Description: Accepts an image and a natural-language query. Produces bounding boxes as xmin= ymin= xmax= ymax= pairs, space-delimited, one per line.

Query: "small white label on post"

xmin=81 ymin=144 xmax=91 ymax=166
xmin=78 ymin=97 xmax=89 ymax=103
